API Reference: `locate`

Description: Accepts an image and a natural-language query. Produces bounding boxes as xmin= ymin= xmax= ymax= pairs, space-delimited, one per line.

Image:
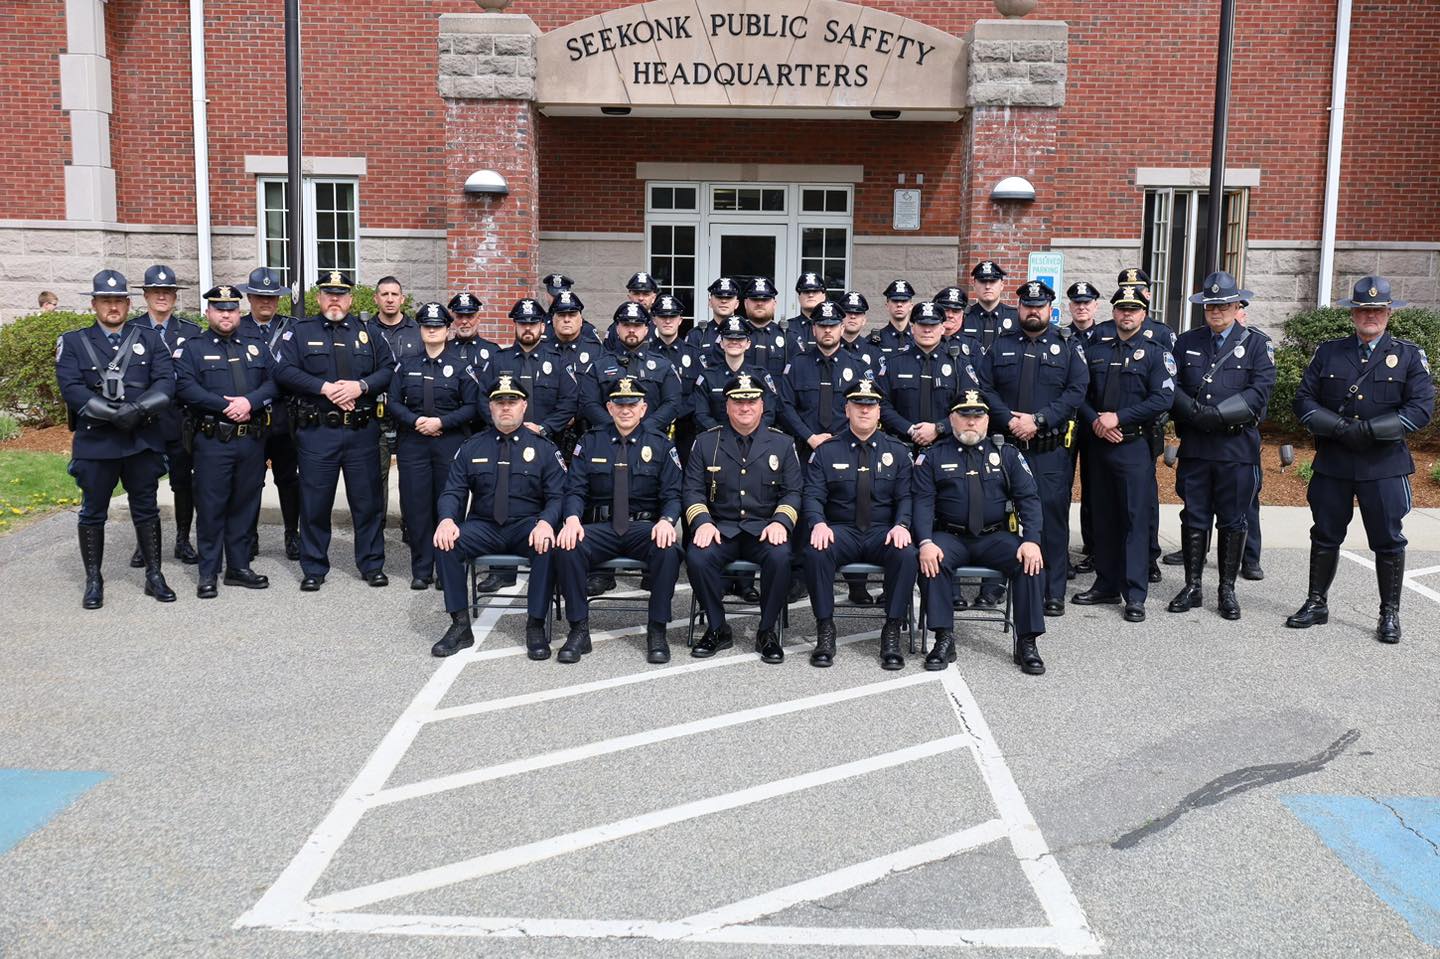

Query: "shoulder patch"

xmin=1014 ymin=449 xmax=1033 ymax=477
xmin=555 ymin=449 xmax=567 ymax=471
xmin=55 ymin=335 xmax=64 ymax=361
xmin=1419 ymin=348 xmax=1430 ymax=374
xmin=669 ymin=446 xmax=682 ymax=469
xmin=915 ymin=453 xmax=926 ymax=467
xmin=1264 ymin=340 xmax=1275 ymax=366
xmin=1163 ymin=351 xmax=1177 ymax=377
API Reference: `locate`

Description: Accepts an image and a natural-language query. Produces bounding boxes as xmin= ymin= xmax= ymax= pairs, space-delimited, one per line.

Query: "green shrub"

xmin=1430 ymin=460 xmax=1440 ymax=485
xmin=0 ymin=310 xmax=92 ymax=426
xmin=278 ymin=283 xmax=412 ymax=319
xmin=0 ymin=413 xmax=20 ymax=442
xmin=1296 ymin=458 xmax=1314 ymax=484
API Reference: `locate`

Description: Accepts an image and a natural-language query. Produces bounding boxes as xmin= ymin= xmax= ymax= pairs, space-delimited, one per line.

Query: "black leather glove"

xmin=81 ymin=397 xmax=120 ymax=423
xmin=110 ymin=402 xmax=143 ymax=432
xmin=1336 ymin=418 xmax=1370 ymax=451
xmin=1193 ymin=405 xmax=1223 ymax=432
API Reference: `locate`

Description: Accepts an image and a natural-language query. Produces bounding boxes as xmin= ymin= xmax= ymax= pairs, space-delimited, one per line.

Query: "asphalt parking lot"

xmin=2 ymin=503 xmax=1438 ymax=958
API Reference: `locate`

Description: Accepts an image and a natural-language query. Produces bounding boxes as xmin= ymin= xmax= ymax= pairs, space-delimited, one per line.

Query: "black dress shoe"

xmin=175 ymin=538 xmax=199 ymax=565
xmin=691 ymin=625 xmax=733 ymax=658
xmin=756 ymin=630 xmax=784 ymax=664
xmin=1013 ymin=635 xmax=1046 ymax=675
xmin=300 ymin=574 xmax=325 ymax=591
xmin=924 ymin=631 xmax=957 ymax=671
xmin=1043 ymin=599 xmax=1065 ymax=617
xmin=432 ymin=611 xmax=474 ymax=657
xmin=1148 ymin=562 xmax=1163 ymax=583
xmin=364 ymin=570 xmax=389 ymax=587
xmin=1161 ymin=548 xmax=1185 ymax=566
xmin=284 ymin=530 xmax=301 ymax=561
xmin=1123 ymin=603 xmax=1146 ymax=622
xmin=197 ymin=579 xmax=218 ymax=599
xmin=1241 ymin=563 xmax=1265 ymax=581
xmin=586 ymin=573 xmax=615 ymax=598
xmin=130 ymin=546 xmax=145 ymax=568
xmin=728 ymin=580 xmax=761 ymax=603
xmin=475 ymin=571 xmax=512 ymax=593
xmin=1072 ymin=555 xmax=1094 ymax=574
xmin=525 ymin=617 xmax=551 ymax=659
xmin=952 ymin=595 xmax=970 ymax=611
xmin=557 ymin=620 xmax=592 ymax=664
xmin=224 ymin=568 xmax=269 ymax=589
xmin=786 ymin=579 xmax=808 ymax=604
xmin=1071 ymin=588 xmax=1121 ymax=605
xmin=847 ymin=583 xmax=874 ymax=605
xmin=410 ymin=576 xmax=433 ymax=590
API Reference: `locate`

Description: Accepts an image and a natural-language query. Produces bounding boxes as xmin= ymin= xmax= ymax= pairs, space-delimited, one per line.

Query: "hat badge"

xmin=963 ymin=389 xmax=981 ymax=406
xmin=497 ymin=373 xmax=515 ymax=391
xmin=106 ymin=275 xmax=117 ymax=287
xmin=1125 ymin=270 xmax=1138 ymax=283
xmin=1369 ymin=286 xmax=1378 ymax=297
xmin=1211 ymin=284 xmax=1220 ymax=293
xmin=982 ymin=261 xmax=994 ymax=272
xmin=329 ymin=271 xmax=342 ymax=285
xmin=618 ymin=375 xmax=636 ymax=392
xmin=219 ymin=286 xmax=233 ymax=299
xmin=1122 ymin=286 xmax=1135 ymax=299
xmin=737 ymin=373 xmax=753 ymax=391
xmin=158 ymin=271 xmax=168 ymax=281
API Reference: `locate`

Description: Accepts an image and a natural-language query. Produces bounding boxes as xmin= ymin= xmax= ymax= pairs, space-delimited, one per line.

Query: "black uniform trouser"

xmin=437 ymin=518 xmax=556 ymax=621
xmin=1175 ymin=458 xmax=1258 ymax=533
xmin=1023 ymin=446 xmax=1073 ymax=602
xmin=192 ymin=433 xmax=266 ymax=579
xmin=1307 ymin=473 xmax=1410 ymax=554
xmin=803 ymin=525 xmax=917 ymax=622
xmin=555 ymin=522 xmax=681 ymax=623
xmin=295 ymin=422 xmax=385 ymax=578
xmin=262 ymin=429 xmax=300 ymax=533
xmin=71 ymin=451 xmax=165 ymax=526
xmin=162 ymin=437 xmax=193 ymax=496
xmin=922 ymin=530 xmax=1044 ymax=639
xmin=1091 ymin=437 xmax=1157 ymax=605
xmin=687 ymin=532 xmax=791 ymax=632
xmin=396 ymin=431 xmax=467 ymax=580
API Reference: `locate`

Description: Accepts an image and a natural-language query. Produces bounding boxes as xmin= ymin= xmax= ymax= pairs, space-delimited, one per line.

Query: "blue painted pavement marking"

xmin=1284 ymin=794 xmax=1440 ymax=948
xmin=0 ymin=768 xmax=109 ymax=856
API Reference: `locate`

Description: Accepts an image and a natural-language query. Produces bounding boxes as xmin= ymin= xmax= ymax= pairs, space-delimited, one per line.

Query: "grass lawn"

xmin=0 ymin=451 xmax=79 ymax=534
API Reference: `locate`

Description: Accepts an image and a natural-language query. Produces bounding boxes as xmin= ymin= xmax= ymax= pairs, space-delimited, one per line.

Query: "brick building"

xmin=3 ymin=0 xmax=1436 ymax=336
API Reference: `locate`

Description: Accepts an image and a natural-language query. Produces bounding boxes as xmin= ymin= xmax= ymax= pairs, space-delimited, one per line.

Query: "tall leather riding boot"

xmin=172 ymin=488 xmax=199 ymax=564
xmin=1375 ymin=551 xmax=1405 ymax=644
xmin=79 ymin=524 xmax=105 ymax=610
xmin=1284 ymin=546 xmax=1339 ymax=628
xmin=1166 ymin=526 xmax=1208 ymax=613
xmin=136 ymin=518 xmax=177 ymax=602
xmin=1216 ymin=528 xmax=1246 ymax=621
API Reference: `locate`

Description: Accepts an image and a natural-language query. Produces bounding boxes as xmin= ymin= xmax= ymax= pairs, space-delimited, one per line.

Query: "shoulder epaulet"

xmin=768 ymin=426 xmax=787 ymax=435
xmin=705 ymin=424 xmax=724 ymax=432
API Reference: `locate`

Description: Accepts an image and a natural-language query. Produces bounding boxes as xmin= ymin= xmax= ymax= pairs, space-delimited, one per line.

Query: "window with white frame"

xmin=1141 ymin=188 xmax=1248 ymax=331
xmin=257 ymin=177 xmax=359 ymax=287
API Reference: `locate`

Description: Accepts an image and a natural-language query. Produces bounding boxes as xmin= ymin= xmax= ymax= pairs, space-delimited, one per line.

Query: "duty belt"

xmin=942 ymin=521 xmax=1005 ymax=536
xmin=194 ymin=414 xmax=265 ymax=441
xmin=1009 ymin=425 xmax=1069 ymax=454
xmin=293 ymin=401 xmax=376 ymax=430
xmin=584 ymin=506 xmax=658 ymax=523
xmin=1118 ymin=423 xmax=1162 ymax=442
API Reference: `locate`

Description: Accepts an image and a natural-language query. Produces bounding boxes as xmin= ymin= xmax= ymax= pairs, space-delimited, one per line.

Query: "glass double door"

xmin=708 ymin=223 xmax=787 ymax=304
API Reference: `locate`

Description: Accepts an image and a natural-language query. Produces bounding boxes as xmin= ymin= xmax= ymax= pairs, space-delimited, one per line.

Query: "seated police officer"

xmin=173 ymin=284 xmax=277 ymax=598
xmin=555 ymin=377 xmax=685 ymax=665
xmin=803 ymin=379 xmax=918 ymax=670
xmin=1287 ymin=275 xmax=1435 ymax=643
xmin=431 ymin=375 xmax=567 ymax=659
xmin=914 ymin=391 xmax=1047 ymax=675
xmin=1166 ymin=272 xmax=1275 ymax=620
xmin=389 ymin=303 xmax=481 ymax=590
xmin=58 ymin=269 xmax=177 ymax=608
xmin=684 ymin=373 xmax=803 ymax=663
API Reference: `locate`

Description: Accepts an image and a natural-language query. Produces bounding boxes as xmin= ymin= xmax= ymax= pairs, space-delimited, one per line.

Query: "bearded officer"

xmin=239 ymin=267 xmax=300 ymax=561
xmin=914 ymin=391 xmax=1046 ymax=675
xmin=57 ymin=270 xmax=177 ymax=608
xmin=583 ymin=302 xmax=682 ymax=435
xmin=555 ymin=377 xmax=684 ymax=664
xmin=881 ymin=301 xmax=980 ymax=451
xmin=1286 ymin=276 xmax=1434 ymax=643
xmin=739 ymin=276 xmax=803 ymax=377
xmin=963 ymin=260 xmax=1019 ymax=351
xmin=1166 ymin=272 xmax=1275 ymax=620
xmin=684 ymin=373 xmax=803 ymax=664
xmin=803 ymin=379 xmax=918 ymax=670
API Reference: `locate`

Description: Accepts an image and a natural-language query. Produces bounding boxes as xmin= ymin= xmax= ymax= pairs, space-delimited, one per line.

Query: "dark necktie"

xmin=493 ymin=439 xmax=511 ymax=524
xmin=737 ymin=434 xmax=751 ymax=462
xmin=1017 ymin=341 xmax=1038 ymax=414
xmin=919 ymin=352 xmax=933 ymax=422
xmin=983 ymin=316 xmax=998 ymax=350
xmin=422 ymin=361 xmax=436 ymax=415
xmin=220 ymin=337 xmax=249 ymax=393
xmin=330 ymin=323 xmax=353 ymax=379
xmin=1100 ymin=344 xmax=1125 ymax=412
xmin=855 ymin=443 xmax=873 ymax=531
xmin=818 ymin=356 xmax=833 ymax=429
xmin=1213 ymin=333 xmax=1224 ymax=354
xmin=966 ymin=448 xmax=985 ymax=536
xmin=1361 ymin=342 xmax=1373 ymax=363
xmin=107 ymin=332 xmax=121 ymax=349
xmin=612 ymin=440 xmax=630 ymax=534
xmin=754 ymin=332 xmax=769 ymax=371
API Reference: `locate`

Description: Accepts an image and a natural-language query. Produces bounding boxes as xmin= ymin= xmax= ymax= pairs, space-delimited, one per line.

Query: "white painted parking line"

xmin=1402 ymin=563 xmax=1440 ymax=578
xmin=1340 ymin=550 xmax=1440 ymax=606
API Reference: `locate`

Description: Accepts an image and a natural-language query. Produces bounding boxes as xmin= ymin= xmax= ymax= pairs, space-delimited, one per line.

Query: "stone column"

xmin=438 ymin=13 xmax=541 ymax=342
xmin=962 ymin=20 xmax=1067 ymax=276
xmin=60 ymin=0 xmax=116 ymax=222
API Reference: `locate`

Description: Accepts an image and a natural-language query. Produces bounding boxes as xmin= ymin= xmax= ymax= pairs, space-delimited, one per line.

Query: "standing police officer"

xmin=787 ymin=270 xmax=830 ymax=346
xmin=129 ymin=264 xmax=203 ymax=568
xmin=273 ymin=270 xmax=395 ymax=591
xmin=868 ymin=279 xmax=916 ymax=357
xmin=803 ymin=379 xmax=918 ymax=670
xmin=1065 ymin=281 xmax=1103 ymax=575
xmin=976 ymin=279 xmax=1089 ymax=615
xmin=1166 ymin=272 xmax=1275 ymax=620
xmin=646 ymin=293 xmax=704 ymax=459
xmin=1287 ymin=276 xmax=1434 ymax=643
xmin=839 ymin=292 xmax=881 ymax=365
xmin=431 ymin=375 xmax=567 ymax=659
xmin=963 ymin=261 xmax=1019 ymax=350
xmin=583 ymin=302 xmax=682 ymax=435
xmin=693 ymin=317 xmax=780 ymax=432
xmin=239 ymin=266 xmax=300 ymax=561
xmin=447 ymin=292 xmax=502 ymax=369
xmin=684 ymin=373 xmax=803 ymax=663
xmin=1071 ymin=285 xmax=1175 ymax=621
xmin=881 ymin=301 xmax=980 ymax=451
xmin=740 ymin=277 xmax=803 ymax=377
xmin=555 ymin=377 xmax=685 ymax=664
xmin=914 ymin=391 xmax=1046 ymax=675
xmin=687 ymin=277 xmax=743 ymax=356
xmin=389 ymin=303 xmax=480 ymax=590
xmin=779 ymin=300 xmax=876 ymax=456
xmin=374 ymin=276 xmax=416 ymax=534
xmin=57 ymin=270 xmax=177 ymax=607
xmin=173 ymin=285 xmax=277 ymax=598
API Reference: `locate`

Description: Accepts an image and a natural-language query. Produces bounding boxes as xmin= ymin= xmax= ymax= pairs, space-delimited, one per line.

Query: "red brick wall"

xmin=963 ymin=107 xmax=1058 ymax=276
xmin=2 ymin=1 xmax=68 ymax=220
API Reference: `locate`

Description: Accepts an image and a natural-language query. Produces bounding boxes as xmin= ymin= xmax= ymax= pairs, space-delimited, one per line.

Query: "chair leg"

xmin=687 ymin=592 xmax=699 ymax=647
xmin=1004 ymin=579 xmax=1014 ymax=635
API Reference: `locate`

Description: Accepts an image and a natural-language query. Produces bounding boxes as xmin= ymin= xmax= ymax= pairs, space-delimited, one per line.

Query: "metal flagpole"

xmin=285 ymin=0 xmax=306 ymax=319
xmin=1204 ymin=0 xmax=1237 ymax=277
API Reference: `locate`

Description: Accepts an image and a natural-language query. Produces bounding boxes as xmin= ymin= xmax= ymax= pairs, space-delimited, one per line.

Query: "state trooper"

xmin=684 ymin=373 xmax=803 ymax=663
xmin=582 ymin=302 xmax=682 ymax=435
xmin=687 ymin=277 xmax=742 ymax=355
xmin=1065 ymin=281 xmax=1103 ymax=575
xmin=239 ymin=266 xmax=300 ymax=561
xmin=374 ymin=276 xmax=417 ymax=534
xmin=881 ymin=301 xmax=980 ymax=450
xmin=739 ymin=276 xmax=803 ymax=376
xmin=868 ymin=279 xmax=916 ymax=357
xmin=693 ymin=317 xmax=780 ymax=432
xmin=431 ymin=375 xmax=567 ymax=659
xmin=1287 ymin=276 xmax=1435 ymax=643
xmin=129 ymin=264 xmax=203 ymax=568
xmin=963 ymin=260 xmax=1020 ymax=350
xmin=555 ymin=377 xmax=685 ymax=664
xmin=645 ymin=293 xmax=704 ymax=459
xmin=1166 ymin=272 xmax=1275 ymax=620
xmin=448 ymin=291 xmax=502 ymax=369
xmin=173 ymin=285 xmax=277 ymax=598
xmin=838 ymin=291 xmax=881 ymax=365
xmin=58 ymin=270 xmax=177 ymax=607
xmin=787 ymin=270 xmax=830 ymax=346
xmin=273 ymin=270 xmax=396 ymax=591
xmin=803 ymin=379 xmax=918 ymax=669
xmin=388 ymin=303 xmax=480 ymax=590
xmin=976 ymin=279 xmax=1089 ymax=615
xmin=914 ymin=391 xmax=1047 ymax=675
xmin=1071 ymin=285 xmax=1176 ymax=622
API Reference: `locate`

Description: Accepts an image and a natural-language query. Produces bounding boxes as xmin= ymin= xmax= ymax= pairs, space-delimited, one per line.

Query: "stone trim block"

xmin=438 ymin=15 xmax=540 ymax=101
xmin=966 ymin=19 xmax=1067 ymax=108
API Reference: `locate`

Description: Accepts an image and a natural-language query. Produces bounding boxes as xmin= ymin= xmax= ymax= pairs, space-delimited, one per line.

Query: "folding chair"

xmin=833 ymin=562 xmax=918 ymax=652
xmin=916 ymin=565 xmax=1012 ymax=653
xmin=582 ymin=557 xmax=652 ymax=618
xmin=686 ymin=560 xmax=790 ymax=647
xmin=465 ymin=553 xmax=561 ymax=642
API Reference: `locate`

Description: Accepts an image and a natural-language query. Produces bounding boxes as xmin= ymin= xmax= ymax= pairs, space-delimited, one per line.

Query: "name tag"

xmin=1186 ymin=350 xmax=1202 ymax=356
xmin=306 ymin=341 xmax=325 ymax=347
xmin=472 ymin=457 xmax=489 ymax=464
xmin=897 ymin=373 xmax=914 ymax=379
xmin=830 ymin=463 xmax=849 ymax=470
xmin=590 ymin=457 xmax=608 ymax=464
xmin=999 ymin=351 xmax=1015 ymax=357
xmin=941 ymin=463 xmax=959 ymax=471
xmin=407 ymin=371 xmax=422 ymax=377
xmin=203 ymin=354 xmax=221 ymax=360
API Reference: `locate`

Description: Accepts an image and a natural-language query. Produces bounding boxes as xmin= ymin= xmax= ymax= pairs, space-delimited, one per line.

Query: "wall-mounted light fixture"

xmin=601 ymin=106 xmax=632 ymax=116
xmin=464 ymin=169 xmax=509 ymax=196
xmin=990 ymin=176 xmax=1036 ymax=202
xmin=870 ymin=109 xmax=901 ymax=120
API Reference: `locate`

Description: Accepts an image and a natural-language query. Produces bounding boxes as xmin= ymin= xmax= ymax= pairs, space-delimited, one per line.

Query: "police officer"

xmin=57 ymin=270 xmax=177 ymax=607
xmin=431 ymin=375 xmax=567 ymax=659
xmin=541 ymin=273 xmax=574 ymax=315
xmin=693 ymin=317 xmax=780 ymax=432
xmin=914 ymin=391 xmax=1046 ymax=675
xmin=740 ymin=277 xmax=803 ymax=377
xmin=129 ymin=264 xmax=203 ymax=567
xmin=838 ymin=291 xmax=881 ymax=364
xmin=555 ymin=377 xmax=684 ymax=664
xmin=239 ymin=266 xmax=301 ymax=561
xmin=583 ymin=302 xmax=682 ymax=435
xmin=976 ymin=279 xmax=1089 ymax=615
xmin=779 ymin=301 xmax=876 ymax=454
xmin=687 ymin=277 xmax=743 ymax=356
xmin=787 ymin=271 xmax=830 ymax=346
xmin=1166 ymin=272 xmax=1275 ymax=620
xmin=881 ymin=301 xmax=980 ymax=450
xmin=1071 ymin=285 xmax=1176 ymax=621
xmin=374 ymin=276 xmax=417 ymax=534
xmin=646 ymin=293 xmax=703 ymax=458
xmin=448 ymin=291 xmax=502 ymax=369
xmin=934 ymin=286 xmax=974 ymax=347
xmin=803 ymin=379 xmax=918 ymax=669
xmin=1287 ymin=276 xmax=1435 ymax=643
xmin=625 ymin=270 xmax=660 ymax=311
xmin=868 ymin=279 xmax=916 ymax=357
xmin=389 ymin=303 xmax=481 ymax=590
xmin=963 ymin=261 xmax=1020 ymax=350
xmin=684 ymin=373 xmax=803 ymax=663
xmin=547 ymin=290 xmax=605 ymax=448
xmin=274 ymin=270 xmax=395 ymax=591
xmin=173 ymin=285 xmax=277 ymax=598
xmin=1065 ymin=281 xmax=1103 ymax=575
